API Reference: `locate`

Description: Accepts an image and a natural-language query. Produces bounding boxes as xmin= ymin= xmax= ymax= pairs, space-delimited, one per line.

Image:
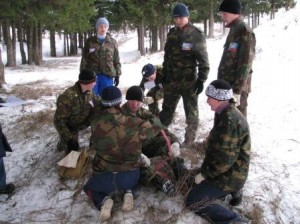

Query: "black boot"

xmin=0 ymin=183 xmax=15 ymax=194
xmin=229 ymin=190 xmax=243 ymax=206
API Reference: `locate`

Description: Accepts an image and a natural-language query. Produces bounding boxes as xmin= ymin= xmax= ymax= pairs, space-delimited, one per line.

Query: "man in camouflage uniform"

xmin=159 ymin=3 xmax=210 ymax=146
xmin=54 ymin=69 xmax=96 ymax=154
xmin=122 ymin=86 xmax=186 ymax=197
xmin=80 ymin=17 xmax=121 ymax=96
xmin=84 ymin=86 xmax=163 ymax=221
xmin=139 ymin=63 xmax=165 ymax=116
xmin=218 ymin=0 xmax=256 ymax=118
xmin=185 ymin=80 xmax=251 ymax=223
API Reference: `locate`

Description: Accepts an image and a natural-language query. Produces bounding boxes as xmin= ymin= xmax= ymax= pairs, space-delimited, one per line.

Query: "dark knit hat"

xmin=172 ymin=3 xmax=190 ymax=17
xmin=78 ymin=69 xmax=96 ymax=84
xmin=205 ymin=80 xmax=233 ymax=101
xmin=96 ymin=17 xmax=109 ymax=30
xmin=101 ymin=86 xmax=122 ymax=107
xmin=219 ymin=0 xmax=242 ymax=14
xmin=126 ymin=86 xmax=144 ymax=102
xmin=141 ymin=63 xmax=156 ymax=78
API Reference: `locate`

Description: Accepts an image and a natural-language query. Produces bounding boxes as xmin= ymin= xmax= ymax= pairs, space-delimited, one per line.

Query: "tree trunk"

xmin=208 ymin=1 xmax=215 ymax=38
xmin=50 ymin=29 xmax=57 ymax=57
xmin=26 ymin=25 xmax=34 ymax=65
xmin=32 ymin=22 xmax=41 ymax=65
xmin=17 ymin=20 xmax=27 ymax=64
xmin=150 ymin=26 xmax=158 ymax=52
xmin=69 ymin=33 xmax=77 ymax=56
xmin=159 ymin=25 xmax=167 ymax=52
xmin=0 ymin=48 xmax=5 ymax=87
xmin=137 ymin=23 xmax=145 ymax=56
xmin=11 ymin=21 xmax=17 ymax=66
xmin=3 ymin=19 xmax=16 ymax=67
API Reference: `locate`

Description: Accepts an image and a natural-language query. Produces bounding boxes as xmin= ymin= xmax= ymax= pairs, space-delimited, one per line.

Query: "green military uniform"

xmin=54 ymin=82 xmax=95 ymax=152
xmin=218 ymin=17 xmax=256 ymax=117
xmin=91 ymin=106 xmax=162 ymax=173
xmin=160 ymin=22 xmax=210 ymax=143
xmin=200 ymin=104 xmax=251 ymax=192
xmin=80 ymin=34 xmax=121 ymax=78
xmin=139 ymin=65 xmax=164 ymax=115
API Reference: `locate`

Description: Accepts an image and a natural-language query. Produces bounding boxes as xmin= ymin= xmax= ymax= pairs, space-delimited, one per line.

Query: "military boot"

xmin=230 ymin=190 xmax=243 ymax=206
xmin=0 ymin=183 xmax=15 ymax=194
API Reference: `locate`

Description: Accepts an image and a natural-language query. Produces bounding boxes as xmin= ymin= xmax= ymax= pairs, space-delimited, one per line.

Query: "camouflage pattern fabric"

xmin=217 ymin=17 xmax=256 ymax=117
xmin=54 ymin=82 xmax=96 ymax=151
xmin=139 ymin=65 xmax=165 ymax=115
xmin=80 ymin=34 xmax=121 ymax=78
xmin=200 ymin=104 xmax=251 ymax=192
xmin=122 ymin=102 xmax=156 ymax=121
xmin=160 ymin=22 xmax=210 ymax=142
xmin=91 ymin=107 xmax=162 ymax=173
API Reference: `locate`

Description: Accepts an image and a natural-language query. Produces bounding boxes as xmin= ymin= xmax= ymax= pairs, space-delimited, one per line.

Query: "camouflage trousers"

xmin=159 ymin=85 xmax=199 ymax=143
xmin=146 ymin=86 xmax=164 ymax=116
xmin=238 ymin=72 xmax=252 ymax=118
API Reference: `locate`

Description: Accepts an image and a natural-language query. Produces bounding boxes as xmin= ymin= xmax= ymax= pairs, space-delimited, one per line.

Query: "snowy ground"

xmin=1 ymin=4 xmax=300 ymax=224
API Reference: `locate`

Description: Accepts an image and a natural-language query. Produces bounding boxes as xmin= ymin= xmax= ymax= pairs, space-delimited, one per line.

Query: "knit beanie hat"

xmin=141 ymin=63 xmax=156 ymax=78
xmin=101 ymin=86 xmax=122 ymax=107
xmin=126 ymin=86 xmax=144 ymax=102
xmin=205 ymin=80 xmax=233 ymax=101
xmin=78 ymin=69 xmax=96 ymax=84
xmin=172 ymin=3 xmax=190 ymax=17
xmin=95 ymin=17 xmax=109 ymax=30
xmin=219 ymin=0 xmax=242 ymax=14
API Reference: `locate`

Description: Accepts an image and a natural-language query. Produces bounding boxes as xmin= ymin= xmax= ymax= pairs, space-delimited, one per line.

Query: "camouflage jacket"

xmin=80 ymin=34 xmax=121 ymax=78
xmin=200 ymin=103 xmax=251 ymax=192
xmin=122 ymin=102 xmax=156 ymax=120
xmin=163 ymin=22 xmax=209 ymax=88
xmin=54 ymin=82 xmax=95 ymax=141
xmin=217 ymin=17 xmax=256 ymax=94
xmin=139 ymin=65 xmax=164 ymax=91
xmin=91 ymin=107 xmax=163 ymax=173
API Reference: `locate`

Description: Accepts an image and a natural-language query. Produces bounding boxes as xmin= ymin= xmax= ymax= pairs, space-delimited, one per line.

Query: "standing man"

xmin=139 ymin=63 xmax=165 ymax=116
xmin=185 ymin=80 xmax=251 ymax=223
xmin=159 ymin=3 xmax=210 ymax=146
xmin=54 ymin=69 xmax=96 ymax=154
xmin=218 ymin=0 xmax=256 ymax=117
xmin=80 ymin=17 xmax=121 ymax=96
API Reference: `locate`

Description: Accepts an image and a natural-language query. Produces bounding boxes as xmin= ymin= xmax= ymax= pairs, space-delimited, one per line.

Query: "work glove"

xmin=114 ymin=76 xmax=119 ymax=86
xmin=144 ymin=96 xmax=154 ymax=105
xmin=140 ymin=153 xmax=151 ymax=167
xmin=194 ymin=79 xmax=204 ymax=95
xmin=233 ymin=93 xmax=241 ymax=106
xmin=170 ymin=142 xmax=180 ymax=157
xmin=67 ymin=139 xmax=79 ymax=152
xmin=194 ymin=173 xmax=205 ymax=184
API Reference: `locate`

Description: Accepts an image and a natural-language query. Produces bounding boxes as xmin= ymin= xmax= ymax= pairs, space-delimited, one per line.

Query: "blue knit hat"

xmin=95 ymin=17 xmax=109 ymax=30
xmin=141 ymin=63 xmax=156 ymax=78
xmin=172 ymin=3 xmax=190 ymax=17
xmin=101 ymin=86 xmax=122 ymax=107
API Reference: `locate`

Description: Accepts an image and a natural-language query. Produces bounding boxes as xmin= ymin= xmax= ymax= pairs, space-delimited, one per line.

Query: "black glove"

xmin=67 ymin=139 xmax=79 ymax=152
xmin=161 ymin=75 xmax=167 ymax=87
xmin=194 ymin=79 xmax=204 ymax=95
xmin=114 ymin=76 xmax=119 ymax=86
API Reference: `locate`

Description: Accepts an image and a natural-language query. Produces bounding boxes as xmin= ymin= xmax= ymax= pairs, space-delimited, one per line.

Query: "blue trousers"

xmin=185 ymin=181 xmax=239 ymax=224
xmin=0 ymin=157 xmax=6 ymax=189
xmin=83 ymin=169 xmax=140 ymax=210
xmin=93 ymin=74 xmax=113 ymax=96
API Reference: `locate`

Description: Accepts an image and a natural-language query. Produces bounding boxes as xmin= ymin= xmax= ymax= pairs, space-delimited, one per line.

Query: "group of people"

xmin=54 ymin=0 xmax=256 ymax=223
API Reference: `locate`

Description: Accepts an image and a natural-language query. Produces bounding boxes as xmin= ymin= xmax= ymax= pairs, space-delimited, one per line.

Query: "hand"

xmin=144 ymin=97 xmax=154 ymax=105
xmin=194 ymin=79 xmax=204 ymax=95
xmin=140 ymin=153 xmax=151 ymax=166
xmin=170 ymin=142 xmax=180 ymax=157
xmin=161 ymin=75 xmax=167 ymax=87
xmin=194 ymin=173 xmax=205 ymax=184
xmin=67 ymin=139 xmax=79 ymax=152
xmin=233 ymin=93 xmax=241 ymax=106
xmin=114 ymin=76 xmax=119 ymax=86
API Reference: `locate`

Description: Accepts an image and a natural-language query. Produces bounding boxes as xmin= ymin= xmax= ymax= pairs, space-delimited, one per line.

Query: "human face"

xmin=218 ymin=11 xmax=237 ymax=26
xmin=207 ymin=97 xmax=221 ymax=112
xmin=146 ymin=72 xmax=156 ymax=81
xmin=127 ymin=100 xmax=142 ymax=113
xmin=173 ymin=16 xmax=189 ymax=29
xmin=97 ymin=24 xmax=108 ymax=36
xmin=80 ymin=81 xmax=95 ymax=93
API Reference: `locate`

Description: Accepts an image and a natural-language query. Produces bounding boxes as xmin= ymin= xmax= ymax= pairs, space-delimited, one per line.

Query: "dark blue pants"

xmin=0 ymin=158 xmax=6 ymax=189
xmin=185 ymin=181 xmax=239 ymax=224
xmin=93 ymin=74 xmax=113 ymax=96
xmin=83 ymin=169 xmax=140 ymax=210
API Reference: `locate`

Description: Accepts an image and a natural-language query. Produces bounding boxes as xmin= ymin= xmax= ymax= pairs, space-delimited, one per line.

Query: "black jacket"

xmin=0 ymin=124 xmax=12 ymax=158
